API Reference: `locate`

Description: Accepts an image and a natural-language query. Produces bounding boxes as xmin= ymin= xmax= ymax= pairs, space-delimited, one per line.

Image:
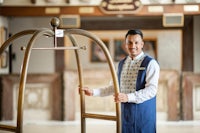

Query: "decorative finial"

xmin=50 ymin=17 xmax=60 ymax=28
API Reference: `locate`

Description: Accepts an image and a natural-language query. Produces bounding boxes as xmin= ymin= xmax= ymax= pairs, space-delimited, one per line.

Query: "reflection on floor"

xmin=0 ymin=120 xmax=200 ymax=133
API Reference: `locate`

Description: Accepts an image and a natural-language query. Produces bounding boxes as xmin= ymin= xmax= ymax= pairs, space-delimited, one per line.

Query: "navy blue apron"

xmin=117 ymin=55 xmax=156 ymax=133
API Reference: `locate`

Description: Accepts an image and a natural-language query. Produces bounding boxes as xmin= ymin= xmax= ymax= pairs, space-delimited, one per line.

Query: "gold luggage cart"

xmin=0 ymin=17 xmax=121 ymax=133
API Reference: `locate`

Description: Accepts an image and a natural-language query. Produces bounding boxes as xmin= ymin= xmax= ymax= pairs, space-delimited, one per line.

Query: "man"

xmin=81 ymin=29 xmax=160 ymax=133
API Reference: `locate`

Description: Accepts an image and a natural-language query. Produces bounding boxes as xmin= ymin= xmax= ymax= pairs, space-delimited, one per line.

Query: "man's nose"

xmin=129 ymin=43 xmax=136 ymax=48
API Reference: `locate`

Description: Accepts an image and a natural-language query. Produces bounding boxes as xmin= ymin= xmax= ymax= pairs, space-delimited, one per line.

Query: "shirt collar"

xmin=126 ymin=52 xmax=144 ymax=62
xmin=134 ymin=52 xmax=144 ymax=60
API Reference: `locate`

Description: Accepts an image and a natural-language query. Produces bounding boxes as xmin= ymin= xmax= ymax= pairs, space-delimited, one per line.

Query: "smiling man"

xmin=81 ymin=29 xmax=160 ymax=133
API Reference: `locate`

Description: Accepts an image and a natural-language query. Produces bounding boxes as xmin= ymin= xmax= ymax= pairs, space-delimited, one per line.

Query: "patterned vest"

xmin=120 ymin=55 xmax=145 ymax=93
xmin=117 ymin=55 xmax=157 ymax=133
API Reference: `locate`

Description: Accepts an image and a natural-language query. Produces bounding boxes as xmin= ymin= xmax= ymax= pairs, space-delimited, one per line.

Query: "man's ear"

xmin=141 ymin=41 xmax=144 ymax=48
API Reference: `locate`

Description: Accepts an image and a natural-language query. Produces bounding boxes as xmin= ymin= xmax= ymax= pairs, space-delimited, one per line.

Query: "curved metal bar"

xmin=0 ymin=30 xmax=40 ymax=55
xmin=66 ymin=33 xmax=86 ymax=133
xmin=16 ymin=29 xmax=54 ymax=133
xmin=0 ymin=30 xmax=37 ymax=133
xmin=0 ymin=27 xmax=120 ymax=133
xmin=65 ymin=29 xmax=121 ymax=133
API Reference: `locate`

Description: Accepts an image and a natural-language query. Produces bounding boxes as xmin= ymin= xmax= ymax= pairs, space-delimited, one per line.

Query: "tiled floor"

xmin=0 ymin=120 xmax=200 ymax=133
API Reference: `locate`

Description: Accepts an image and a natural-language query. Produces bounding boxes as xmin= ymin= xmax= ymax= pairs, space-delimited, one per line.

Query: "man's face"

xmin=125 ymin=34 xmax=144 ymax=59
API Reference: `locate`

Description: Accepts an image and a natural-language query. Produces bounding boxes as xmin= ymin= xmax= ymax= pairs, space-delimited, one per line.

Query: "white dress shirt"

xmin=93 ymin=52 xmax=160 ymax=104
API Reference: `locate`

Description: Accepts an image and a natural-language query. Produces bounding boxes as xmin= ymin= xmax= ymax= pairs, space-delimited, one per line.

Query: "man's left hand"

xmin=114 ymin=93 xmax=128 ymax=103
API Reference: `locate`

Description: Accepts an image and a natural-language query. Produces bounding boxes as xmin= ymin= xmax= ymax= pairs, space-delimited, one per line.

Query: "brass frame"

xmin=0 ymin=18 xmax=121 ymax=133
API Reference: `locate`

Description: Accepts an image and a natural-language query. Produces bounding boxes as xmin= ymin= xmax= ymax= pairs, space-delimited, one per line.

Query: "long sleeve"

xmin=127 ymin=59 xmax=160 ymax=104
xmin=93 ymin=84 xmax=114 ymax=97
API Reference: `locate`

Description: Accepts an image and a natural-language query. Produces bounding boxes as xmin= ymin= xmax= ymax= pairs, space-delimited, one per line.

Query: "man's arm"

xmin=80 ymin=84 xmax=114 ymax=97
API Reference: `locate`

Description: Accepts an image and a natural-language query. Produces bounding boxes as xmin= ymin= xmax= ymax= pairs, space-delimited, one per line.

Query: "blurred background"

xmin=0 ymin=0 xmax=200 ymax=133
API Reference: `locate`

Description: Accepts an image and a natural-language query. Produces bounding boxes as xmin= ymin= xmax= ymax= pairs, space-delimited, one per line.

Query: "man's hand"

xmin=114 ymin=93 xmax=128 ymax=103
xmin=79 ymin=87 xmax=93 ymax=96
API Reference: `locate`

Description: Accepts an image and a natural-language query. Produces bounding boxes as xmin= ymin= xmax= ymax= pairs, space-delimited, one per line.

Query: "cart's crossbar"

xmin=83 ymin=113 xmax=117 ymax=121
xmin=21 ymin=46 xmax=86 ymax=50
xmin=0 ymin=124 xmax=16 ymax=132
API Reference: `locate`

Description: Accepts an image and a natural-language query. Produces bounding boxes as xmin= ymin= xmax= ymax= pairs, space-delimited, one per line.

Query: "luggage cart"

xmin=0 ymin=17 xmax=121 ymax=133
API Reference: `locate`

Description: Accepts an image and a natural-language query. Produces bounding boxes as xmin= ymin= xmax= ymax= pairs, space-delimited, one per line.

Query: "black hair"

xmin=125 ymin=29 xmax=143 ymax=39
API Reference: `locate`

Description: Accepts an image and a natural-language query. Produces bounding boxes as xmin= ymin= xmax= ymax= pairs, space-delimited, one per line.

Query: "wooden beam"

xmin=0 ymin=4 xmax=200 ymax=17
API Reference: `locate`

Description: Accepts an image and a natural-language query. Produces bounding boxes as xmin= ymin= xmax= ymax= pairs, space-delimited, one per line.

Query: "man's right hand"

xmin=79 ymin=87 xmax=93 ymax=96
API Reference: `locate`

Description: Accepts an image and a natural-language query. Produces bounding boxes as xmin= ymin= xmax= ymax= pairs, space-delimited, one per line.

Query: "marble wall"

xmin=1 ymin=70 xmax=200 ymax=121
xmin=0 ymin=74 xmax=62 ymax=121
xmin=64 ymin=69 xmax=180 ymax=121
xmin=157 ymin=70 xmax=180 ymax=121
xmin=182 ymin=72 xmax=200 ymax=120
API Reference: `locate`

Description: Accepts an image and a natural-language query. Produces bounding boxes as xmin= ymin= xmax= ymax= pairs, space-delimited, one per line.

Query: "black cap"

xmin=125 ymin=29 xmax=143 ymax=39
